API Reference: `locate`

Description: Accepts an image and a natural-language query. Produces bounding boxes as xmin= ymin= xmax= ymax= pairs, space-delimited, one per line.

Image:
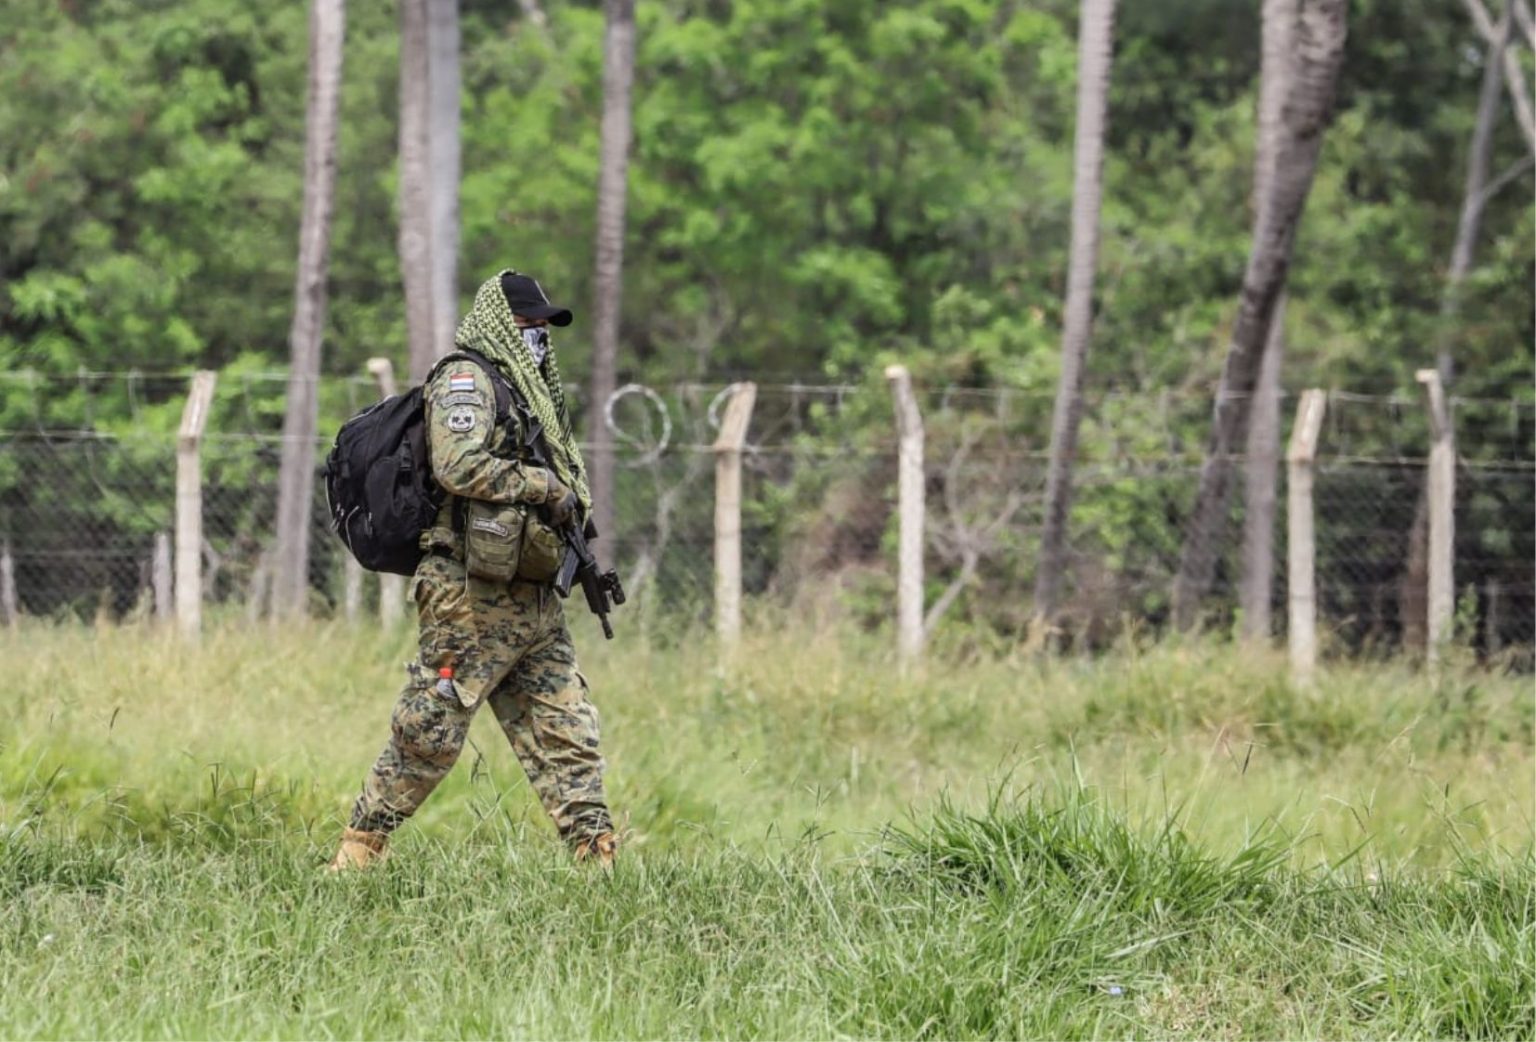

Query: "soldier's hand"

xmin=520 ymin=466 xmax=560 ymax=506
xmin=544 ymin=472 xmax=579 ymax=528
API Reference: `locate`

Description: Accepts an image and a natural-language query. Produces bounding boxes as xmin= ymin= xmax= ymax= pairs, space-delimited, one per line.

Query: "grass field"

xmin=1 ymin=616 xmax=1532 ymax=1039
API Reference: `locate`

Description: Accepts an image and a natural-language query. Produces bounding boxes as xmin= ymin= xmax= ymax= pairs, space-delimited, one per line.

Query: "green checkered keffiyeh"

xmin=454 ymin=271 xmax=592 ymax=511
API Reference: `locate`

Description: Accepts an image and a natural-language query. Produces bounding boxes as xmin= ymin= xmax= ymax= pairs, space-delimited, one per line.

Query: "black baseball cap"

xmin=499 ymin=271 xmax=573 ymax=326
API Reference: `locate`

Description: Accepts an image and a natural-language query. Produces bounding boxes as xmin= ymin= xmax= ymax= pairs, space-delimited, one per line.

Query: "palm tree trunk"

xmin=1238 ymin=0 xmax=1297 ymax=643
xmin=273 ymin=0 xmax=346 ymax=618
xmin=427 ymin=0 xmax=460 ymax=361
xmin=1239 ymin=309 xmax=1285 ymax=639
xmin=1171 ymin=0 xmax=1347 ymax=631
xmin=1403 ymin=0 xmax=1513 ymax=650
xmin=399 ymin=0 xmax=435 ymax=383
xmin=588 ymin=0 xmax=637 ymax=552
xmin=1032 ymin=0 xmax=1118 ymax=624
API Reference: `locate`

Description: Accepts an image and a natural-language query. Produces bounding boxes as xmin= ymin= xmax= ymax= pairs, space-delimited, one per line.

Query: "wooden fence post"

xmin=1286 ymin=389 xmax=1326 ymax=684
xmin=0 ymin=538 xmax=17 ymax=629
xmin=152 ymin=531 xmax=173 ymax=623
xmin=713 ymin=382 xmax=757 ymax=653
xmin=176 ymin=371 xmax=217 ymax=640
xmin=885 ymin=365 xmax=925 ymax=665
xmin=367 ymin=358 xmax=406 ymax=625
xmin=1417 ymin=369 xmax=1455 ymax=662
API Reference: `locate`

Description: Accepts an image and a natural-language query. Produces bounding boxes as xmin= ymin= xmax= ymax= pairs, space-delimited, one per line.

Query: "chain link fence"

xmin=1 ymin=371 xmax=1531 ymax=663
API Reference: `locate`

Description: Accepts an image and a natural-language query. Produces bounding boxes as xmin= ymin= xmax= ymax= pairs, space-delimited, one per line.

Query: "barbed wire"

xmin=3 ymin=383 xmax=1532 ymax=468
xmin=6 ymin=368 xmax=1532 ymax=407
xmin=2 ymin=414 xmax=1530 ymax=656
xmin=603 ymin=383 xmax=673 ymax=465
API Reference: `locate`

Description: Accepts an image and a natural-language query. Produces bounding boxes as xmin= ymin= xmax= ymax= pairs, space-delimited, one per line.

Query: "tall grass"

xmin=0 ymin=619 xmax=1531 ymax=1038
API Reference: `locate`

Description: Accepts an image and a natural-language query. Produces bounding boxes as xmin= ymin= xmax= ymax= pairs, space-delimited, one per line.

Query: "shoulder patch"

xmin=443 ymin=391 xmax=485 ymax=408
xmin=447 ymin=407 xmax=477 ymax=433
xmin=448 ymin=373 xmax=477 ymax=393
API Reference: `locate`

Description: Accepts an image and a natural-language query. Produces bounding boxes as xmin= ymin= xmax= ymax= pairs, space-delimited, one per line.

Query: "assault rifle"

xmin=553 ymin=516 xmax=626 ymax=640
xmin=508 ymin=385 xmax=626 ymax=639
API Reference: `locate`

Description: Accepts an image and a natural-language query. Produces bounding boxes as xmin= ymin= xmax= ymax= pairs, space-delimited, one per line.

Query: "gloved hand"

xmin=543 ymin=471 xmax=579 ymax=528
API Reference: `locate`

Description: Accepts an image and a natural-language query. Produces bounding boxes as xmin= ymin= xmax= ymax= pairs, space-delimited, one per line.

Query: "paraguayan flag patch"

xmin=448 ymin=372 xmax=476 ymax=393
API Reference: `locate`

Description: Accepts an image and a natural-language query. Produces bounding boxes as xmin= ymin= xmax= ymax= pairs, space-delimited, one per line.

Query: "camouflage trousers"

xmin=349 ymin=553 xmax=612 ymax=846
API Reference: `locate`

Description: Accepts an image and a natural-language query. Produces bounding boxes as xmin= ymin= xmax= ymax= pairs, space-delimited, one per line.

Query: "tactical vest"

xmin=419 ymin=356 xmax=566 ymax=584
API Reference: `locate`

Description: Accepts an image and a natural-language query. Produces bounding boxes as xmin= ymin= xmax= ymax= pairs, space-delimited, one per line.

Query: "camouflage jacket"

xmin=420 ymin=358 xmax=549 ymax=552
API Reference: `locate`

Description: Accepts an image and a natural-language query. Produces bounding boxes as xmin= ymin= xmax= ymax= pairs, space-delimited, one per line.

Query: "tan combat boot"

xmin=573 ymin=832 xmax=618 ymax=869
xmin=327 ymin=827 xmax=389 ymax=872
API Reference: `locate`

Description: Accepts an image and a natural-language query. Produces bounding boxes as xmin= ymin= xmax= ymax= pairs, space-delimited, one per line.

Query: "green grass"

xmin=1 ymin=617 xmax=1532 ymax=1039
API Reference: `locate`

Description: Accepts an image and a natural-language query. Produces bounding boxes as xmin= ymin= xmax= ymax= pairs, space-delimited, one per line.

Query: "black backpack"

xmin=322 ymin=349 xmax=512 ymax=576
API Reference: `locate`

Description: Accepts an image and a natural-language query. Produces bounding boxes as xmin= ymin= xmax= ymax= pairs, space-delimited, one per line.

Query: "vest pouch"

xmin=516 ymin=513 xmax=566 ymax=582
xmin=463 ymin=500 xmax=525 ymax=582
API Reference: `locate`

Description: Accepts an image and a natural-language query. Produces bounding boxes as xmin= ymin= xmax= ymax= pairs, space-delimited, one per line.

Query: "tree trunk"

xmin=1032 ymin=0 xmax=1118 ymax=623
xmin=1459 ymin=0 xmax=1536 ymax=157
xmin=273 ymin=0 xmax=346 ymax=618
xmin=427 ymin=0 xmax=460 ymax=361
xmin=1240 ymin=312 xmax=1285 ymax=639
xmin=588 ymin=0 xmax=637 ymax=554
xmin=1238 ymin=0 xmax=1297 ymax=643
xmin=400 ymin=0 xmax=435 ymax=383
xmin=1440 ymin=0 xmax=1511 ymax=385
xmin=1171 ymin=0 xmax=1347 ymax=630
xmin=1403 ymin=1 xmax=1512 ymax=650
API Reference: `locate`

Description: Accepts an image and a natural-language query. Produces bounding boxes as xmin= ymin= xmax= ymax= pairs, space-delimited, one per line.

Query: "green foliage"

xmin=2 ymin=0 xmax=1531 ymax=640
xmin=3 ymin=0 xmax=1529 ymax=397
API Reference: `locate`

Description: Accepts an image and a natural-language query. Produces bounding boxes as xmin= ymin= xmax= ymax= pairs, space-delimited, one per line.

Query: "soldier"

xmin=328 ymin=270 xmax=617 ymax=870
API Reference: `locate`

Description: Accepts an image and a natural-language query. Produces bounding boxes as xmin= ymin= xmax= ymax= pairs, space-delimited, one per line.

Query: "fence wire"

xmin=0 ymin=372 xmax=1530 ymax=662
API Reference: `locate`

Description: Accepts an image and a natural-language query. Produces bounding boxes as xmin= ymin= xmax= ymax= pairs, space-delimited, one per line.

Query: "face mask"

xmin=521 ymin=325 xmax=551 ymax=366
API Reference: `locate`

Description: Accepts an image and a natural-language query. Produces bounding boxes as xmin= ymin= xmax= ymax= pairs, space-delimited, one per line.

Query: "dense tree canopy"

xmin=4 ymin=0 xmax=1530 ymax=410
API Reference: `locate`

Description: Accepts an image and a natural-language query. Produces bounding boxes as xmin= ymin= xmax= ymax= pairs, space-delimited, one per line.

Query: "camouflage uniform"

xmin=347 ymin=358 xmax=612 ymax=847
